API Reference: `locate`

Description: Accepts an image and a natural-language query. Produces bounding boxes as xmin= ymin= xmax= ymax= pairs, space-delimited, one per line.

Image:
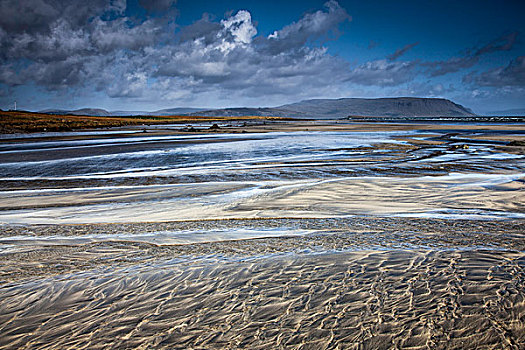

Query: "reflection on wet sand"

xmin=0 ymin=121 xmax=524 ymax=349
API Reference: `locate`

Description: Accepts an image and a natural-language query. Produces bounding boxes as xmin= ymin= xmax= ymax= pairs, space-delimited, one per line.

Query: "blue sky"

xmin=0 ymin=0 xmax=524 ymax=114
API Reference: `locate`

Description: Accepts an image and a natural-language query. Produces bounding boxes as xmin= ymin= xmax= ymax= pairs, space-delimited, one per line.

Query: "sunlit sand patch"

xmin=232 ymin=173 xmax=525 ymax=220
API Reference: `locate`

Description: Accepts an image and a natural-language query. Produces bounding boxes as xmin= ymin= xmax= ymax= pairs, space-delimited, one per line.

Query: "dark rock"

xmin=181 ymin=126 xmax=197 ymax=132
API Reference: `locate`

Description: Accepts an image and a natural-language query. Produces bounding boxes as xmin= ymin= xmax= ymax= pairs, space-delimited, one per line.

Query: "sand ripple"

xmin=0 ymin=249 xmax=524 ymax=349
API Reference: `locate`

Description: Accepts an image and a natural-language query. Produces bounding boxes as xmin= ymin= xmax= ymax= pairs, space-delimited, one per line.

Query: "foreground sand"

xmin=1 ymin=248 xmax=524 ymax=349
xmin=1 ymin=218 xmax=524 ymax=349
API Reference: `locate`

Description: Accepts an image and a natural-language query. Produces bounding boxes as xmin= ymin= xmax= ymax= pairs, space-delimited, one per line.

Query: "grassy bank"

xmin=0 ymin=110 xmax=291 ymax=133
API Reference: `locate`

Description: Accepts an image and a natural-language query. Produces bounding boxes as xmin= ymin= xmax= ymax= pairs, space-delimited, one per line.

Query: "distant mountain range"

xmin=39 ymin=97 xmax=475 ymax=119
xmin=40 ymin=108 xmax=114 ymax=116
xmin=40 ymin=107 xmax=207 ymax=117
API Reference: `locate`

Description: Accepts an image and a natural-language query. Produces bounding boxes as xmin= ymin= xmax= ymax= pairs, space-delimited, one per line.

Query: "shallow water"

xmin=0 ymin=125 xmax=523 ymax=223
xmin=0 ymin=122 xmax=524 ymax=349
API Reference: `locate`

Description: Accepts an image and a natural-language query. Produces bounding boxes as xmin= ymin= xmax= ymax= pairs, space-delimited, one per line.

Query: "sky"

xmin=0 ymin=0 xmax=524 ymax=114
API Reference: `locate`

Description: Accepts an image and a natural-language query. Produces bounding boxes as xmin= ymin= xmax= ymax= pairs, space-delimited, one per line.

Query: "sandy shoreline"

xmin=1 ymin=121 xmax=524 ymax=349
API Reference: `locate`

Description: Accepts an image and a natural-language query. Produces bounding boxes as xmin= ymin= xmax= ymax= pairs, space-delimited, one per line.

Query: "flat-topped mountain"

xmin=279 ymin=97 xmax=475 ymax=118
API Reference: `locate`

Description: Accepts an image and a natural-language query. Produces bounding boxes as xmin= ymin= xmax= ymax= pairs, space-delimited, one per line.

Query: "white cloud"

xmin=220 ymin=10 xmax=257 ymax=45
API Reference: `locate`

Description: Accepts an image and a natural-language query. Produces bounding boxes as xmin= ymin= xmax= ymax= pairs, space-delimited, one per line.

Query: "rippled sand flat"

xmin=0 ymin=217 xmax=524 ymax=349
xmin=1 ymin=121 xmax=524 ymax=349
xmin=1 ymin=248 xmax=524 ymax=349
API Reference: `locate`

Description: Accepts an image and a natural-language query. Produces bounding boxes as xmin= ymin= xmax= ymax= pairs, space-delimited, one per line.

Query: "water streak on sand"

xmin=0 ymin=227 xmax=315 ymax=247
xmin=0 ymin=172 xmax=523 ymax=224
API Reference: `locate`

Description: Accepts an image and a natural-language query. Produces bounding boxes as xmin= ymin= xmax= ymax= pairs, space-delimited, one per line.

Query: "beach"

xmin=0 ymin=120 xmax=524 ymax=349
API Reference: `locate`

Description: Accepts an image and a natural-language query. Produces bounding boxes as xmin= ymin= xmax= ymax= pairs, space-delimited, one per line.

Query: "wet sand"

xmin=0 ymin=121 xmax=524 ymax=349
xmin=1 ymin=246 xmax=524 ymax=349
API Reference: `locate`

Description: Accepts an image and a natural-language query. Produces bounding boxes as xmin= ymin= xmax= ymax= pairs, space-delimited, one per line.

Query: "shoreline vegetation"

xmin=1 ymin=110 xmax=524 ymax=134
xmin=0 ymin=110 xmax=295 ymax=133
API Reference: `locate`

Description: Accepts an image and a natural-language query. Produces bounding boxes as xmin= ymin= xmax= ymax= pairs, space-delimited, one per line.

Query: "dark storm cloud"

xmin=2 ymin=0 xmax=517 ymax=104
xmin=2 ymin=20 xmax=92 ymax=62
xmin=0 ymin=0 xmax=167 ymax=93
xmin=0 ymin=63 xmax=23 ymax=86
xmin=0 ymin=1 xmax=163 ymax=62
xmin=426 ymin=32 xmax=518 ymax=77
xmin=90 ymin=17 xmax=163 ymax=52
xmin=387 ymin=42 xmax=419 ymax=61
xmin=0 ymin=0 xmax=124 ymax=34
xmin=463 ymin=56 xmax=525 ymax=87
xmin=0 ymin=0 xmax=61 ymax=34
xmin=30 ymin=57 xmax=88 ymax=89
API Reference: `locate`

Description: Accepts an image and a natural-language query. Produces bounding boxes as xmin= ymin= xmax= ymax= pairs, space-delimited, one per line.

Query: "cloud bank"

xmin=0 ymin=0 xmax=523 ymax=110
xmin=0 ymin=0 xmax=357 ymax=104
